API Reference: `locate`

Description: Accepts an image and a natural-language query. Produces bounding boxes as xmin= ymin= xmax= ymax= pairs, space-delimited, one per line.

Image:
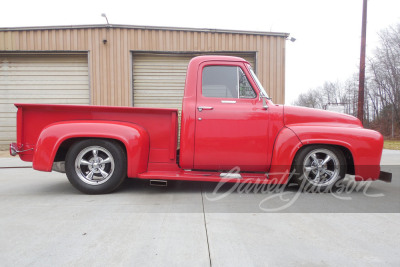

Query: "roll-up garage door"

xmin=0 ymin=54 xmax=89 ymax=147
xmin=132 ymin=53 xmax=255 ymax=111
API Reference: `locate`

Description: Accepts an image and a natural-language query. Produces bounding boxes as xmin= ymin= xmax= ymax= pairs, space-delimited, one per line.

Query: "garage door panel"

xmin=2 ymin=57 xmax=87 ymax=63
xmin=0 ymin=112 xmax=16 ymax=118
xmin=135 ymin=89 xmax=185 ymax=94
xmin=1 ymin=65 xmax=88 ymax=70
xmin=0 ymin=75 xmax=89 ymax=81
xmin=1 ymin=88 xmax=89 ymax=94
xmin=0 ymin=54 xmax=89 ymax=147
xmin=0 ymin=81 xmax=88 ymax=86
xmin=0 ymin=98 xmax=89 ymax=104
xmin=135 ymin=80 xmax=186 ymax=84
xmin=0 ymin=70 xmax=87 ymax=79
xmin=0 ymin=126 xmax=15 ymax=132
xmin=134 ymin=72 xmax=187 ymax=76
xmin=0 ymin=131 xmax=17 ymax=145
xmin=1 ymin=95 xmax=88 ymax=101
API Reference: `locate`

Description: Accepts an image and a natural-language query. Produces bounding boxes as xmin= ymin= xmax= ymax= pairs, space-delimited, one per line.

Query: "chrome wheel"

xmin=74 ymin=146 xmax=115 ymax=185
xmin=302 ymin=148 xmax=340 ymax=187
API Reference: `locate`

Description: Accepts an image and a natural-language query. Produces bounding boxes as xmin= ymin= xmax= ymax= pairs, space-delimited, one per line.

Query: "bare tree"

xmin=322 ymin=81 xmax=340 ymax=104
xmin=368 ymin=23 xmax=400 ymax=135
xmin=343 ymin=74 xmax=359 ymax=116
xmin=293 ymin=23 xmax=400 ymax=137
xmin=293 ymin=88 xmax=324 ymax=109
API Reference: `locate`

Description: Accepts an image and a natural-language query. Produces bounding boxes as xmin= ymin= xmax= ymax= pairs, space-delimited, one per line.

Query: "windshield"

xmin=247 ymin=65 xmax=270 ymax=100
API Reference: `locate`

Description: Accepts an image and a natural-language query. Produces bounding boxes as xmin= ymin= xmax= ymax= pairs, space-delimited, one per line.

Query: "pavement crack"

xmin=201 ymin=183 xmax=212 ymax=267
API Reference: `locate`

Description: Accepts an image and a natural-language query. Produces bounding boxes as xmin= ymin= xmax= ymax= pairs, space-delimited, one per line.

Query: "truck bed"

xmin=14 ymin=104 xmax=178 ymax=165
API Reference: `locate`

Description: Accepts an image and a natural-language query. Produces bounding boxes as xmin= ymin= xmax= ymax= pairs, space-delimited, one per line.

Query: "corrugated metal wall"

xmin=0 ymin=54 xmax=89 ymax=146
xmin=0 ymin=26 xmax=286 ymax=105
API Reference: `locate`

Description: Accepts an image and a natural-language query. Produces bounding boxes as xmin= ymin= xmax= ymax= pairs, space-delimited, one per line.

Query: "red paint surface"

xmin=12 ymin=55 xmax=384 ymax=184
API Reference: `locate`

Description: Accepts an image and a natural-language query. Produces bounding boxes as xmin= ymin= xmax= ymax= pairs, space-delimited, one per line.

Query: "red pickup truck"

xmin=10 ymin=55 xmax=391 ymax=194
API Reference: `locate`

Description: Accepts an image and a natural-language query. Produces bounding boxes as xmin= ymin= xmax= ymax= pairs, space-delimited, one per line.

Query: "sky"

xmin=1 ymin=0 xmax=400 ymax=104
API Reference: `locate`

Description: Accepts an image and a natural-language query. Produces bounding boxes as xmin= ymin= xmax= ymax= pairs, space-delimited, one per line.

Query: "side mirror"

xmin=262 ymin=97 xmax=269 ymax=110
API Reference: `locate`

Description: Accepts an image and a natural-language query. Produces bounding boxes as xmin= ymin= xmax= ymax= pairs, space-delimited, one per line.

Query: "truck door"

xmin=193 ymin=61 xmax=269 ymax=172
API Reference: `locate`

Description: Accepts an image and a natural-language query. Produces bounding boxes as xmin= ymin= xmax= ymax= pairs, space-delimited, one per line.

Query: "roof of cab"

xmin=189 ymin=55 xmax=249 ymax=65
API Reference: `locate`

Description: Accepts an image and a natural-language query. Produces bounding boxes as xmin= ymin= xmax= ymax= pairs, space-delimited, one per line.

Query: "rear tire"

xmin=65 ymin=139 xmax=126 ymax=194
xmin=291 ymin=145 xmax=346 ymax=192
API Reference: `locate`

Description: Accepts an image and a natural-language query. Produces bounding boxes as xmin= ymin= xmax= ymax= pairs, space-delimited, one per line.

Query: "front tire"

xmin=65 ymin=139 xmax=126 ymax=194
xmin=292 ymin=145 xmax=346 ymax=192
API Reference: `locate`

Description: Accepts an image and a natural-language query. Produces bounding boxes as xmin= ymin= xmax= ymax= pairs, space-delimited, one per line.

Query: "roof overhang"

xmin=0 ymin=24 xmax=289 ymax=38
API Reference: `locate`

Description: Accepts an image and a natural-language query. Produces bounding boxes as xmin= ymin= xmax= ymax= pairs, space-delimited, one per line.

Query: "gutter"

xmin=0 ymin=24 xmax=290 ymax=38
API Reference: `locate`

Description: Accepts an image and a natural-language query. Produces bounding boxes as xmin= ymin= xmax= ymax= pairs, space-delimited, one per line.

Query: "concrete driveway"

xmin=0 ymin=150 xmax=399 ymax=266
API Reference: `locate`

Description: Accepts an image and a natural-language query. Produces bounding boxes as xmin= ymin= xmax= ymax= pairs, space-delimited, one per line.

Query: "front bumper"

xmin=378 ymin=171 xmax=392 ymax=183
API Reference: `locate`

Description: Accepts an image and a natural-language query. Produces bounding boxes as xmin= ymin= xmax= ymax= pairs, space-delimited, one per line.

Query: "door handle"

xmin=197 ymin=106 xmax=213 ymax=112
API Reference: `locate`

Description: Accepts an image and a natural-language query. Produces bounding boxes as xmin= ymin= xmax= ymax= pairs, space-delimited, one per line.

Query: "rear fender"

xmin=33 ymin=121 xmax=150 ymax=177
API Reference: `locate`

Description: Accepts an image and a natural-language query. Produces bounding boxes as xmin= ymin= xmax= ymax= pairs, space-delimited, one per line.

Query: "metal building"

xmin=0 ymin=24 xmax=288 ymax=148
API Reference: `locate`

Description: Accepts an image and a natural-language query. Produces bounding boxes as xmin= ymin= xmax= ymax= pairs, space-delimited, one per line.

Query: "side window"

xmin=202 ymin=66 xmax=256 ymax=99
xmin=238 ymin=68 xmax=257 ymax=99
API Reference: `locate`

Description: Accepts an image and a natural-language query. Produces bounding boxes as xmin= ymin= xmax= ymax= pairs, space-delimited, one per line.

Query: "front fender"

xmin=288 ymin=125 xmax=383 ymax=180
xmin=33 ymin=121 xmax=150 ymax=177
xmin=268 ymin=127 xmax=303 ymax=184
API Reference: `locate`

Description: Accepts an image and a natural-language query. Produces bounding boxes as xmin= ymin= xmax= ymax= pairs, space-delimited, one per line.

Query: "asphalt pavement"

xmin=0 ymin=150 xmax=399 ymax=266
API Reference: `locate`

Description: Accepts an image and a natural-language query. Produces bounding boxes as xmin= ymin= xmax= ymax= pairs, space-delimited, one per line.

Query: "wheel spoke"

xmin=92 ymin=149 xmax=98 ymax=158
xmin=304 ymin=166 xmax=316 ymax=177
xmin=80 ymin=159 xmax=91 ymax=165
xmin=99 ymin=168 xmax=109 ymax=178
xmin=322 ymin=155 xmax=331 ymax=165
xmin=101 ymin=157 xmax=111 ymax=164
xmin=85 ymin=170 xmax=94 ymax=180
xmin=324 ymin=170 xmax=334 ymax=178
xmin=314 ymin=171 xmax=321 ymax=184
xmin=310 ymin=153 xmax=318 ymax=164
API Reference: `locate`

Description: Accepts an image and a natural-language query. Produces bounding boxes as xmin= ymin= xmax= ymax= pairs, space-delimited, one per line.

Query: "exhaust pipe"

xmin=150 ymin=180 xmax=168 ymax=187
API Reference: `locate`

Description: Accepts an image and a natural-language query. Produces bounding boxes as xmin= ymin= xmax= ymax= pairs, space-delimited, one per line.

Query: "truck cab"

xmin=180 ymin=56 xmax=274 ymax=172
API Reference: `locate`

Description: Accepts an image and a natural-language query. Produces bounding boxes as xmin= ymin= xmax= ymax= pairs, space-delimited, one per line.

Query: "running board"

xmin=138 ymin=170 xmax=272 ymax=183
xmin=220 ymin=173 xmax=242 ymax=179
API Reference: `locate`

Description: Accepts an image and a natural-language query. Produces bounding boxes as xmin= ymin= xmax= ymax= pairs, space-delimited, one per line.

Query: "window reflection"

xmin=202 ymin=66 xmax=256 ymax=99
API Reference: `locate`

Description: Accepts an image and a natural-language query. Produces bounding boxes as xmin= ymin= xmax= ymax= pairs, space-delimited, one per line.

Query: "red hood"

xmin=284 ymin=106 xmax=363 ymax=127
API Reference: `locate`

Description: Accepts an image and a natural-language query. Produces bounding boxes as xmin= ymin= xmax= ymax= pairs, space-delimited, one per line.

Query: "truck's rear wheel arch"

xmin=33 ymin=121 xmax=150 ymax=175
xmin=55 ymin=137 xmax=127 ymax=163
